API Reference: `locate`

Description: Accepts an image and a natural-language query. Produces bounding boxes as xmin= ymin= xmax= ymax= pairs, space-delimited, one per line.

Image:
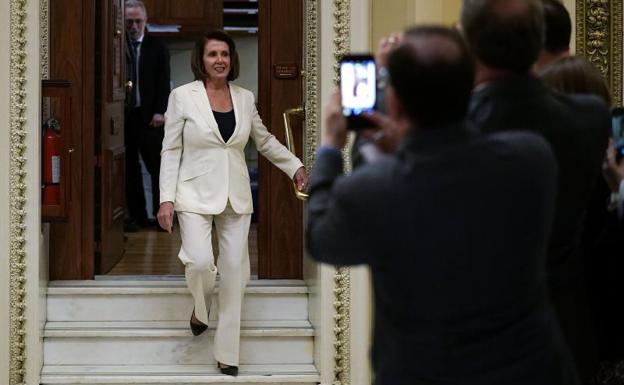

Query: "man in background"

xmin=124 ymin=0 xmax=171 ymax=232
xmin=463 ymin=0 xmax=610 ymax=381
xmin=307 ymin=25 xmax=576 ymax=385
xmin=534 ymin=0 xmax=572 ymax=71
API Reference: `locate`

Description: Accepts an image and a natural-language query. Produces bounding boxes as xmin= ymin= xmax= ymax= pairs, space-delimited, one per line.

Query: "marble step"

xmin=47 ymin=280 xmax=308 ymax=322
xmin=40 ymin=364 xmax=320 ymax=384
xmin=43 ymin=320 xmax=314 ymax=366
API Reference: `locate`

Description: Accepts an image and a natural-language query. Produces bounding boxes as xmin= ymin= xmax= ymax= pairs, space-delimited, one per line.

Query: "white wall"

xmin=349 ymin=1 xmax=373 ymax=384
xmin=563 ymin=0 xmax=576 ymax=53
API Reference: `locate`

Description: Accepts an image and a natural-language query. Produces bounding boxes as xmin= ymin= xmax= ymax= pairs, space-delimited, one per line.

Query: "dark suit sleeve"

xmin=306 ymin=148 xmax=375 ymax=266
xmin=154 ymin=41 xmax=171 ymax=115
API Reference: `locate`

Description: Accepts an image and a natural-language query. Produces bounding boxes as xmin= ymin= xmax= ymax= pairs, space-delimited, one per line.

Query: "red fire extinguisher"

xmin=42 ymin=118 xmax=61 ymax=205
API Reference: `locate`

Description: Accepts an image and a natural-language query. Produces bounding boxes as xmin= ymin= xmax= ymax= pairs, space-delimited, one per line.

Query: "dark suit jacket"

xmin=126 ymin=34 xmax=171 ymax=125
xmin=306 ymin=123 xmax=578 ymax=385
xmin=468 ymin=75 xmax=610 ymax=380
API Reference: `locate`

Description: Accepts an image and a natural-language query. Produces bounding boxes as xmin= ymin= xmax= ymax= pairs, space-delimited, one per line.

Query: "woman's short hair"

xmin=540 ymin=55 xmax=612 ymax=106
xmin=191 ymin=29 xmax=240 ymax=82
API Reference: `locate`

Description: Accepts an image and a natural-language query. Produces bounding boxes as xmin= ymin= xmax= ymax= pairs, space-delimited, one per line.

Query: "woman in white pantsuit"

xmin=157 ymin=30 xmax=308 ymax=376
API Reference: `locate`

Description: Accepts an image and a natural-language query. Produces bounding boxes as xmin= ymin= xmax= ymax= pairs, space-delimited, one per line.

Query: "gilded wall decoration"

xmin=305 ymin=0 xmax=319 ymax=168
xmin=333 ymin=1 xmax=352 ymax=384
xmin=9 ymin=0 xmax=29 ymax=384
xmin=40 ymin=0 xmax=48 ymax=80
xmin=576 ymin=0 xmax=623 ymax=106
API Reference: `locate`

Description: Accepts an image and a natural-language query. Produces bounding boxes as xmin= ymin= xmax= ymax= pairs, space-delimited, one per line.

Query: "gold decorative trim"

xmin=40 ymin=0 xmax=48 ymax=79
xmin=305 ymin=0 xmax=319 ymax=169
xmin=576 ymin=0 xmax=623 ymax=106
xmin=9 ymin=0 xmax=29 ymax=384
xmin=332 ymin=1 xmax=351 ymax=384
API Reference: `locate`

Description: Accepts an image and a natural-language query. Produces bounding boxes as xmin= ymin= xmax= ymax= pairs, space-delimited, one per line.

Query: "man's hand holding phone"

xmin=323 ymin=91 xmax=401 ymax=154
xmin=340 ymin=54 xmax=377 ymax=130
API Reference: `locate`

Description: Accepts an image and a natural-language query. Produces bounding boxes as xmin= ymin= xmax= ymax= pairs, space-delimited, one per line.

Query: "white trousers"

xmin=177 ymin=207 xmax=251 ymax=366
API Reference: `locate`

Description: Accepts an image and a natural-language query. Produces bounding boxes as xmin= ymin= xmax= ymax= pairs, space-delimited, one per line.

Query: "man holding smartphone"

xmin=307 ymin=26 xmax=577 ymax=385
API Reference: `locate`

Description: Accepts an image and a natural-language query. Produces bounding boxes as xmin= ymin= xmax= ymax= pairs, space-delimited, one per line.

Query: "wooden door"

xmin=95 ymin=0 xmax=126 ymax=274
xmin=48 ymin=0 xmax=95 ymax=280
xmin=258 ymin=0 xmax=304 ymax=278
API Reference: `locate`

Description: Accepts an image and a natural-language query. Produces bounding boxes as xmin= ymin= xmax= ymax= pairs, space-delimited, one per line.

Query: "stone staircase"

xmin=40 ymin=279 xmax=319 ymax=385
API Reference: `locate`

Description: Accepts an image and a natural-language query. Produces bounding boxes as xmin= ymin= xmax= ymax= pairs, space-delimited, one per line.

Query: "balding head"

xmin=387 ymin=26 xmax=474 ymax=129
xmin=461 ymin=0 xmax=544 ymax=73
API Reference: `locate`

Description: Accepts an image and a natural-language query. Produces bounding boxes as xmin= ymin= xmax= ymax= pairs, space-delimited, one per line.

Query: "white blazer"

xmin=159 ymin=81 xmax=304 ymax=214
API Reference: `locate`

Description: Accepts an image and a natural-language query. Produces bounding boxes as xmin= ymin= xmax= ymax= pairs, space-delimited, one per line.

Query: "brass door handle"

xmin=282 ymin=106 xmax=308 ymax=201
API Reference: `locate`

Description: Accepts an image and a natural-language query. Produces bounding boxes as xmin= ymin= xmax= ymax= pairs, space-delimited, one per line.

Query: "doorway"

xmin=47 ymin=0 xmax=307 ymax=280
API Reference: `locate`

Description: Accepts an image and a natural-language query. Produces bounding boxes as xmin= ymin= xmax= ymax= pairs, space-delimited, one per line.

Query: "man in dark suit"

xmin=307 ymin=26 xmax=578 ymax=385
xmin=462 ymin=0 xmax=610 ymax=381
xmin=124 ymin=0 xmax=171 ymax=231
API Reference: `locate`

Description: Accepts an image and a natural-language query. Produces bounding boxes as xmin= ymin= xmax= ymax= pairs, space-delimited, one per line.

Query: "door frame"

xmin=6 ymin=1 xmax=622 ymax=385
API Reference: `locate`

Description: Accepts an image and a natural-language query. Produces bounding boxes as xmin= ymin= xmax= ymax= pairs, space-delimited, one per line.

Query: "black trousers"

xmin=125 ymin=107 xmax=164 ymax=224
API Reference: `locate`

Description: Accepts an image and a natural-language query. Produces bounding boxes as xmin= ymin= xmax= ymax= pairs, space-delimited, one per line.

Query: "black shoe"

xmin=218 ymin=362 xmax=238 ymax=376
xmin=190 ymin=308 xmax=208 ymax=336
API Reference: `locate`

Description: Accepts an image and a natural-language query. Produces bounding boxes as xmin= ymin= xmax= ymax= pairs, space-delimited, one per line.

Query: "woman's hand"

xmin=294 ymin=167 xmax=309 ymax=192
xmin=157 ymin=201 xmax=174 ymax=233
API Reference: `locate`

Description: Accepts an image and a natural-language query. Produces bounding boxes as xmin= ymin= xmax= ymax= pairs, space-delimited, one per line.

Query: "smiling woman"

xmin=156 ymin=29 xmax=308 ymax=375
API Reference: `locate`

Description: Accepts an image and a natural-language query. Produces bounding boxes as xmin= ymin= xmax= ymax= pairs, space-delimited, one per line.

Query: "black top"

xmin=307 ymin=123 xmax=579 ymax=385
xmin=213 ymin=109 xmax=236 ymax=143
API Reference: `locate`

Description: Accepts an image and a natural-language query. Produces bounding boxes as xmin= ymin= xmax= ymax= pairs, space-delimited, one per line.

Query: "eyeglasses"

xmin=126 ymin=18 xmax=145 ymax=25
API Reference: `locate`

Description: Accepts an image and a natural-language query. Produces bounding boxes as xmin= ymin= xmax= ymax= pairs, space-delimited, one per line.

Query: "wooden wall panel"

xmin=258 ymin=0 xmax=304 ymax=278
xmin=48 ymin=0 xmax=95 ymax=279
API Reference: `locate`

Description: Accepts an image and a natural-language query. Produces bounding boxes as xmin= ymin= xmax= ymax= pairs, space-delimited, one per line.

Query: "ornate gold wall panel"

xmin=9 ymin=0 xmax=29 ymax=384
xmin=333 ymin=1 xmax=352 ymax=385
xmin=305 ymin=0 xmax=319 ymax=168
xmin=40 ymin=0 xmax=48 ymax=80
xmin=576 ymin=0 xmax=623 ymax=106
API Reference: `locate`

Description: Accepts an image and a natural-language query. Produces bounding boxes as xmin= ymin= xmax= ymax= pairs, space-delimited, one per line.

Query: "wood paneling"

xmin=142 ymin=0 xmax=169 ymax=20
xmin=141 ymin=0 xmax=223 ymax=37
xmin=48 ymin=0 xmax=95 ymax=279
xmin=257 ymin=0 xmax=304 ymax=278
xmin=96 ymin=0 xmax=126 ymax=275
xmin=107 ymin=225 xmax=259 ymax=276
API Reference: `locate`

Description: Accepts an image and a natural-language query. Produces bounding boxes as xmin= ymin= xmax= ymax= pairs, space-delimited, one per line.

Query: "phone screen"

xmin=340 ymin=56 xmax=376 ymax=119
xmin=612 ymin=107 xmax=624 ymax=159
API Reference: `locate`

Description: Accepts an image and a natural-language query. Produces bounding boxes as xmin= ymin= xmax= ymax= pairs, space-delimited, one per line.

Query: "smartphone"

xmin=340 ymin=54 xmax=376 ymax=130
xmin=611 ymin=107 xmax=624 ymax=160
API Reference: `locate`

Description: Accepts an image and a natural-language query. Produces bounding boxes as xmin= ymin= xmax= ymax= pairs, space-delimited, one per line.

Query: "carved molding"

xmin=305 ymin=0 xmax=319 ymax=168
xmin=576 ymin=0 xmax=623 ymax=106
xmin=40 ymin=0 xmax=48 ymax=79
xmin=9 ymin=0 xmax=29 ymax=384
xmin=332 ymin=1 xmax=352 ymax=384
